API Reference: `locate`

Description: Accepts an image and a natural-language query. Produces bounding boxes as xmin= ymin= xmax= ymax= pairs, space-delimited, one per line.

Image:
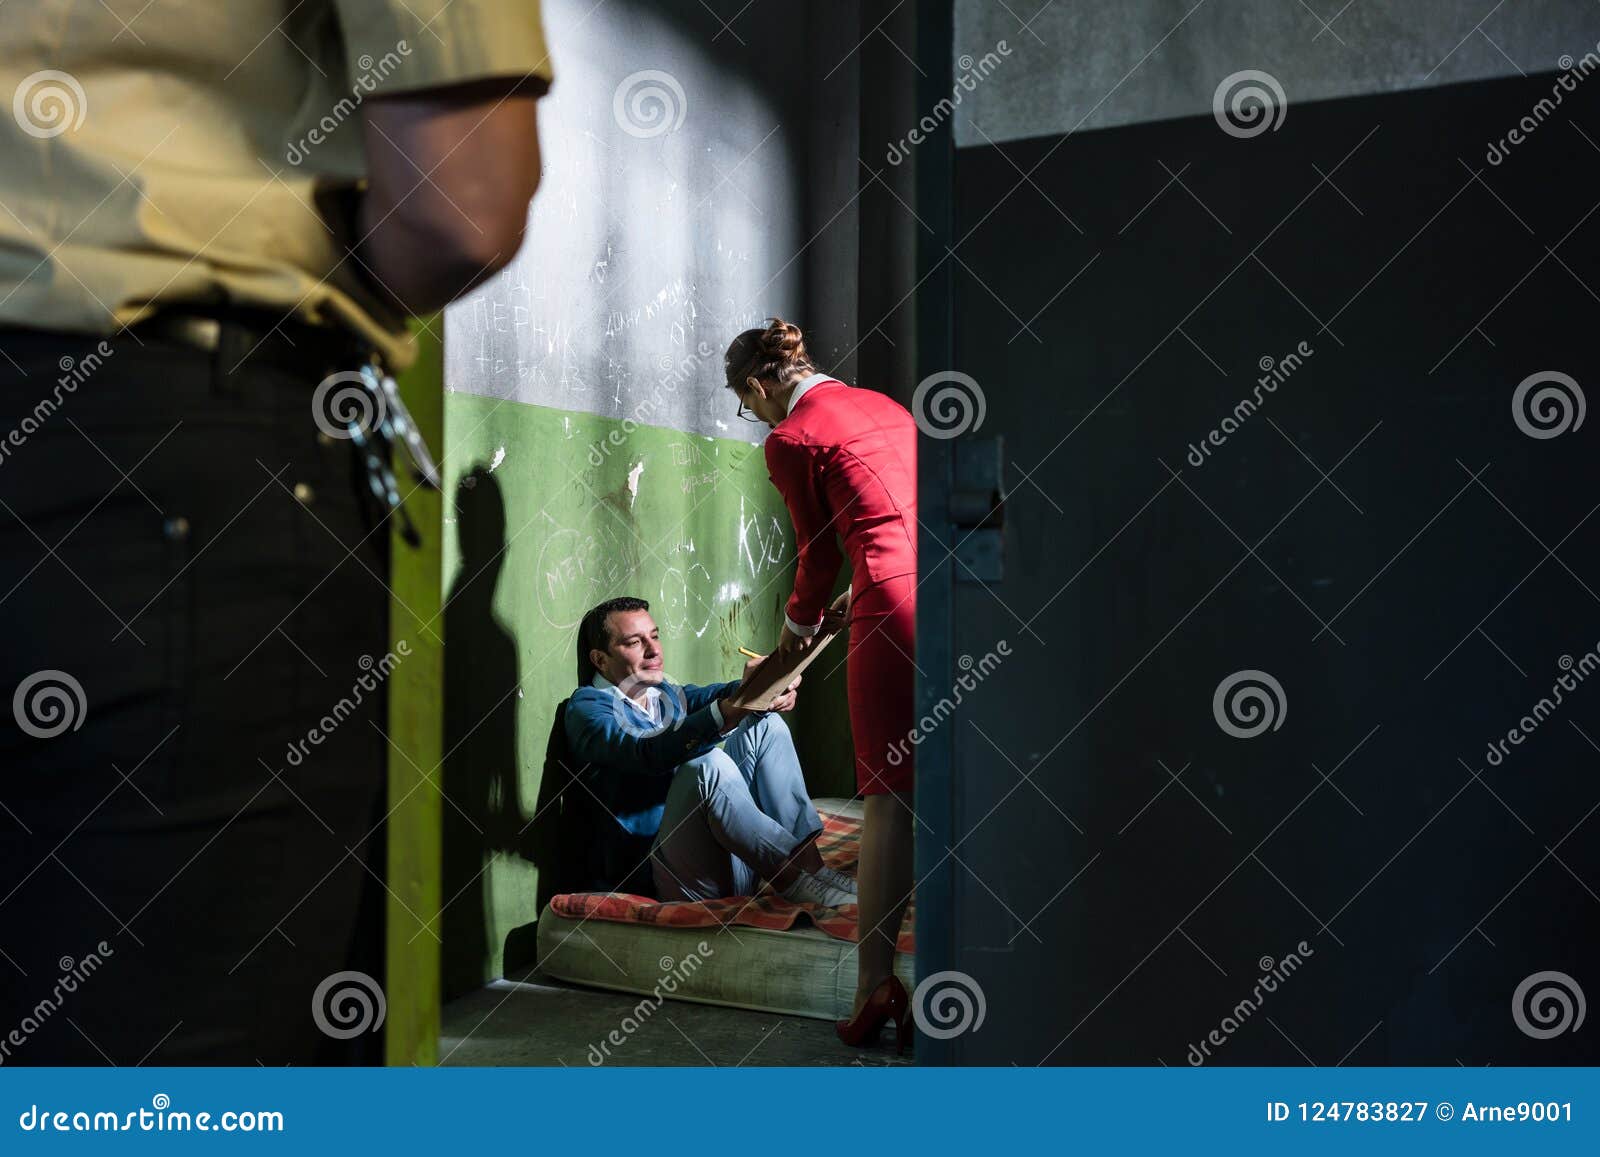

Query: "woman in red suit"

xmin=726 ymin=318 xmax=917 ymax=1051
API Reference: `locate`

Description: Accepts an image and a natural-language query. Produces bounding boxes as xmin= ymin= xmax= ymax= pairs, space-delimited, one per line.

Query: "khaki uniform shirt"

xmin=0 ymin=0 xmax=553 ymax=370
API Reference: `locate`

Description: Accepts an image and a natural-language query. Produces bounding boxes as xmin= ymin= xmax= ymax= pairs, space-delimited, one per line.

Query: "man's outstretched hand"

xmin=768 ymin=674 xmax=801 ymax=714
xmin=718 ymin=668 xmax=802 ymax=731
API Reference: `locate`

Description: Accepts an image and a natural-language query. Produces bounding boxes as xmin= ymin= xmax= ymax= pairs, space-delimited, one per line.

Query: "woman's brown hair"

xmin=724 ymin=317 xmax=815 ymax=390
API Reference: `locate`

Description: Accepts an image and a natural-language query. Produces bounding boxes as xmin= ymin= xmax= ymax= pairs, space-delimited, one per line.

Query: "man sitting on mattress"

xmin=564 ymin=596 xmax=857 ymax=908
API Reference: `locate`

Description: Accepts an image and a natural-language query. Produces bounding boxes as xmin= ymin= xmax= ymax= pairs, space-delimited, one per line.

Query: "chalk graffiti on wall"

xmin=528 ymin=426 xmax=795 ymax=646
xmin=534 ymin=510 xmax=791 ymax=637
xmin=659 ymin=560 xmax=716 ymax=638
xmin=738 ymin=495 xmax=788 ymax=579
xmin=450 ymin=252 xmax=785 ymax=445
xmin=670 ymin=441 xmax=708 ymax=467
xmin=603 ymin=278 xmax=696 ymax=341
xmin=535 ymin=520 xmax=642 ymax=630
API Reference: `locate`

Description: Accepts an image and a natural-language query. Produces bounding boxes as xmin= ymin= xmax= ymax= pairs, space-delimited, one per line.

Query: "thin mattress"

xmin=534 ymin=798 xmax=915 ymax=1021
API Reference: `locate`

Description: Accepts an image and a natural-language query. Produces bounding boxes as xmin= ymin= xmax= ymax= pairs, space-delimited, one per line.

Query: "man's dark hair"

xmin=576 ymin=596 xmax=651 ymax=685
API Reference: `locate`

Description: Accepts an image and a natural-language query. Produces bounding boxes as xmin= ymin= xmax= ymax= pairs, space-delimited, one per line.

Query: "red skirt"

xmin=846 ymin=572 xmax=916 ymax=795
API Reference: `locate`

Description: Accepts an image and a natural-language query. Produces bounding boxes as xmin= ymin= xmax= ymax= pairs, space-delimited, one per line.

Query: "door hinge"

xmin=951 ymin=436 xmax=1005 ymax=582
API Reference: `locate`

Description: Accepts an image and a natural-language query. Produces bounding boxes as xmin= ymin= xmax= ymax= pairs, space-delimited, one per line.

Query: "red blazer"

xmin=763 ymin=377 xmax=918 ymax=631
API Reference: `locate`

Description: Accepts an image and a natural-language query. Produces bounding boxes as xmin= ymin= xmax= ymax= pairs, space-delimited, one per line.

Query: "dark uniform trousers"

xmin=0 ymin=324 xmax=392 ymax=1064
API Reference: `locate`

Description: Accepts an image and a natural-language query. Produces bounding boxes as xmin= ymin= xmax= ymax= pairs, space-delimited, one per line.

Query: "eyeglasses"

xmin=735 ymin=391 xmax=762 ymax=422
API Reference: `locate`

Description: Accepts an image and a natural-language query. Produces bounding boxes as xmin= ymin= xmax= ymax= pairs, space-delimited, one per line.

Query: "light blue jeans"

xmin=650 ymin=713 xmax=824 ymax=901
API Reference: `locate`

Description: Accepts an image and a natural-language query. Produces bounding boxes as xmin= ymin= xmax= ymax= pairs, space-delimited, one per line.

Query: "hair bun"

xmin=724 ymin=317 xmax=816 ymax=389
xmin=761 ymin=318 xmax=805 ymax=359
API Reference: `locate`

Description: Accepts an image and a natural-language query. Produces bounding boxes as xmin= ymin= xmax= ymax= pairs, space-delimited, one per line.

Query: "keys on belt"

xmin=319 ymin=362 xmax=441 ymax=549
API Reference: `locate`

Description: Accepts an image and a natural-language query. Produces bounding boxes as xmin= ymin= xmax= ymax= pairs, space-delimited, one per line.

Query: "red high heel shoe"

xmin=835 ymin=976 xmax=911 ymax=1054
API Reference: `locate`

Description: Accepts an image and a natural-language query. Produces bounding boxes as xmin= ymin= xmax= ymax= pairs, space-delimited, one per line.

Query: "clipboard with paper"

xmin=726 ymin=592 xmax=851 ymax=711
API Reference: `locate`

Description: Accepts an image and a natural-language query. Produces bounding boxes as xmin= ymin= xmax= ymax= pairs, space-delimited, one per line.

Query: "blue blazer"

xmin=563 ymin=678 xmax=741 ymax=850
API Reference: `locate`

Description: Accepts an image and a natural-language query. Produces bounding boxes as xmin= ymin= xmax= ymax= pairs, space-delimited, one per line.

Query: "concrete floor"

xmin=439 ymin=970 xmax=913 ymax=1067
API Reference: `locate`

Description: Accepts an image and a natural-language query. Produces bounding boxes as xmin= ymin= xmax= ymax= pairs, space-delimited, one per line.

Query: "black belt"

xmin=126 ymin=308 xmax=441 ymax=547
xmin=126 ymin=307 xmax=367 ymax=381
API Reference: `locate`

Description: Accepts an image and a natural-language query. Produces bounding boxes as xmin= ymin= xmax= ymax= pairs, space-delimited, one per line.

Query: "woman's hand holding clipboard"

xmin=729 ymin=591 xmax=851 ymax=712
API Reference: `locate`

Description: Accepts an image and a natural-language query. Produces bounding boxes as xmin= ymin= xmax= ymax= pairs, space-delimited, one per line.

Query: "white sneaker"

xmin=781 ymin=870 xmax=856 ymax=909
xmin=817 ymin=866 xmax=857 ymax=895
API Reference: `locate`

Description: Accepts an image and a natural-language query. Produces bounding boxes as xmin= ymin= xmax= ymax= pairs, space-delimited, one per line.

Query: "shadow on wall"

xmin=440 ymin=466 xmax=525 ymax=1000
xmin=440 ymin=465 xmax=629 ymax=998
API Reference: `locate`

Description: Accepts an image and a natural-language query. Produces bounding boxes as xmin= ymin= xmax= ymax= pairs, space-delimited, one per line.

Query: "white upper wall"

xmin=952 ymin=0 xmax=1600 ymax=146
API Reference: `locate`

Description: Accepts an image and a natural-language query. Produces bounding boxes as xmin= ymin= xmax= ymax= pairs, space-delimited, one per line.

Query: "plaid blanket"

xmin=549 ymin=805 xmax=916 ymax=953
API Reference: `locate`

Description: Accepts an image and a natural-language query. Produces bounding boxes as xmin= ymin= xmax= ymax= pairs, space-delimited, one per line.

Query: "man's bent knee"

xmin=739 ymin=710 xmax=793 ymax=751
xmin=755 ymin=711 xmax=791 ymax=740
xmin=685 ymin=748 xmax=739 ymax=799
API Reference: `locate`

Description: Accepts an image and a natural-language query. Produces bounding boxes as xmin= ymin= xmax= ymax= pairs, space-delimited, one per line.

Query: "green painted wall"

xmin=385 ymin=318 xmax=446 ymax=1067
xmin=437 ymin=392 xmax=855 ymax=992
